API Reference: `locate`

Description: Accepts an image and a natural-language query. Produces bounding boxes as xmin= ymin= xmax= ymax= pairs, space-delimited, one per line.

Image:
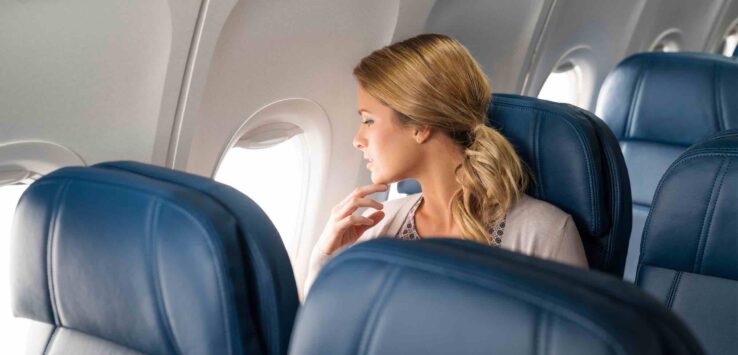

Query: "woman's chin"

xmin=371 ymin=172 xmax=401 ymax=186
xmin=370 ymin=172 xmax=389 ymax=185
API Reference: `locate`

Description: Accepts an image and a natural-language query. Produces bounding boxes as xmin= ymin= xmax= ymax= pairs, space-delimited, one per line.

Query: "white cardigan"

xmin=305 ymin=193 xmax=588 ymax=292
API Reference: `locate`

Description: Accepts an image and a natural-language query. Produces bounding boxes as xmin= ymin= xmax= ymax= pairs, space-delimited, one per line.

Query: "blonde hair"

xmin=353 ymin=33 xmax=528 ymax=244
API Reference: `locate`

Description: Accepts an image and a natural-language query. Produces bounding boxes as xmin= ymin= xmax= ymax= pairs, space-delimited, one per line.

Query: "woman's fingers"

xmin=336 ymin=214 xmax=374 ymax=230
xmin=339 ymin=184 xmax=388 ymax=205
xmin=335 ymin=197 xmax=383 ymax=220
xmin=351 ymin=183 xmax=388 ymax=198
xmin=355 ymin=210 xmax=385 ymax=235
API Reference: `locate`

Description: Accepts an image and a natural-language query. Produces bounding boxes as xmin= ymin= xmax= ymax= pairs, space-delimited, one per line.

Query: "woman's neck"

xmin=412 ymin=138 xmax=465 ymax=235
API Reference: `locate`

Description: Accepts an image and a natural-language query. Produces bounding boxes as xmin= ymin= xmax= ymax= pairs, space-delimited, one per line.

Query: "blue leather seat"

xmin=10 ymin=161 xmax=298 ymax=355
xmin=291 ymin=238 xmax=704 ymax=355
xmin=595 ymin=52 xmax=738 ymax=280
xmin=636 ymin=130 xmax=738 ymax=355
xmin=398 ymin=94 xmax=631 ymax=276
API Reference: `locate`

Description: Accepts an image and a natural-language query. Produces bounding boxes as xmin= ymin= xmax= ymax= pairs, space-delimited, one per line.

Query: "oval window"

xmin=719 ymin=27 xmax=738 ymax=57
xmin=215 ymin=123 xmax=307 ymax=257
xmin=538 ymin=62 xmax=582 ymax=107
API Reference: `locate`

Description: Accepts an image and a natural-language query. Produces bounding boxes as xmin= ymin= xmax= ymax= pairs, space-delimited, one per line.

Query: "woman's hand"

xmin=317 ymin=184 xmax=387 ymax=255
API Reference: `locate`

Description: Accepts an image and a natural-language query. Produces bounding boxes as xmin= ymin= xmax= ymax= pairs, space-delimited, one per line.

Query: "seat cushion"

xmin=596 ymin=52 xmax=738 ymax=280
xmin=11 ymin=162 xmax=298 ymax=355
xmin=401 ymin=94 xmax=631 ymax=276
xmin=637 ymin=130 xmax=738 ymax=354
xmin=291 ymin=238 xmax=704 ymax=355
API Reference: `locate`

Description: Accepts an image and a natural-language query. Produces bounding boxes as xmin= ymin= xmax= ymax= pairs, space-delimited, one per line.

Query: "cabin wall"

xmin=0 ymin=0 xmax=204 ymax=169
xmin=2 ymin=0 xmax=738 ymax=290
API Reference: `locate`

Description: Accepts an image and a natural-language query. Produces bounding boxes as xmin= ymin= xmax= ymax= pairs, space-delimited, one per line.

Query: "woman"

xmin=306 ymin=33 xmax=587 ymax=291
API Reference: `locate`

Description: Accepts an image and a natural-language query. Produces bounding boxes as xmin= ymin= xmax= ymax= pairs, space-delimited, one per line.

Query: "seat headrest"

xmin=490 ymin=94 xmax=614 ymax=238
xmin=11 ymin=161 xmax=298 ymax=354
xmin=640 ymin=130 xmax=738 ymax=280
xmin=397 ymin=94 xmax=631 ymax=275
xmin=291 ymin=239 xmax=703 ymax=355
xmin=401 ymin=94 xmax=627 ymax=236
xmin=596 ymin=52 xmax=738 ymax=146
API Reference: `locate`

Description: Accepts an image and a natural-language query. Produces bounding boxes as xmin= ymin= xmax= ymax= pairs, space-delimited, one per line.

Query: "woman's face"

xmin=353 ymin=85 xmax=422 ymax=184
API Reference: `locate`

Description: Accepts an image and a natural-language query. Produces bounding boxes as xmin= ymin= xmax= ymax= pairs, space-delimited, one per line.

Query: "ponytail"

xmin=451 ymin=124 xmax=528 ymax=244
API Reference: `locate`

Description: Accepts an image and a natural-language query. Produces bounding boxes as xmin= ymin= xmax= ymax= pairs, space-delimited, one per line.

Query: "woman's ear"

xmin=414 ymin=125 xmax=432 ymax=144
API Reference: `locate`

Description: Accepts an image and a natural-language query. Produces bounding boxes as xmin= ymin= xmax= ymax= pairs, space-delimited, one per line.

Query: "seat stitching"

xmin=596 ymin=125 xmax=623 ymax=271
xmin=625 ymin=65 xmax=647 ymax=139
xmin=534 ymin=111 xmax=544 ymax=198
xmin=47 ymin=181 xmax=70 ymax=326
xmin=713 ymin=63 xmax=725 ymax=131
xmin=694 ymin=158 xmax=730 ymax=273
xmin=665 ymin=271 xmax=683 ymax=310
xmin=535 ymin=310 xmax=549 ymax=355
xmin=356 ymin=268 xmax=401 ymax=355
xmin=146 ymin=200 xmax=182 ymax=354
xmin=692 ymin=158 xmax=727 ymax=273
xmin=174 ymin=203 xmax=236 ymax=354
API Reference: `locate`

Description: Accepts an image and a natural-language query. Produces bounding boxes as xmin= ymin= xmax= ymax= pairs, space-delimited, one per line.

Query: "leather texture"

xmin=595 ymin=52 xmax=738 ymax=280
xmin=398 ymin=94 xmax=632 ymax=276
xmin=291 ymin=238 xmax=704 ymax=355
xmin=11 ymin=161 xmax=298 ymax=355
xmin=636 ymin=130 xmax=738 ymax=355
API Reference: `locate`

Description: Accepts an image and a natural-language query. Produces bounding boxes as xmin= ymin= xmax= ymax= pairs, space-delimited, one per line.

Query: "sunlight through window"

xmin=538 ymin=62 xmax=581 ymax=107
xmin=1 ymin=184 xmax=30 ymax=354
xmin=720 ymin=29 xmax=738 ymax=57
xmin=215 ymin=135 xmax=306 ymax=256
xmin=652 ymin=41 xmax=679 ymax=53
xmin=386 ymin=182 xmax=404 ymax=201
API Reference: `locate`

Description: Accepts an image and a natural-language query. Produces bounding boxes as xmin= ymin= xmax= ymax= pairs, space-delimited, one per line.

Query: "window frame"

xmin=536 ymin=46 xmax=595 ymax=109
xmin=214 ymin=98 xmax=332 ymax=271
xmin=649 ymin=29 xmax=682 ymax=53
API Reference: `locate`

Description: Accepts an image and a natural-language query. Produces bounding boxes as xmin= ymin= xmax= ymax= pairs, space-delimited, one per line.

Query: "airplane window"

xmin=386 ymin=182 xmax=405 ymax=201
xmin=215 ymin=133 xmax=306 ymax=256
xmin=719 ymin=28 xmax=738 ymax=57
xmin=538 ymin=62 xmax=582 ymax=107
xmin=652 ymin=42 xmax=679 ymax=52
xmin=0 ymin=184 xmax=30 ymax=353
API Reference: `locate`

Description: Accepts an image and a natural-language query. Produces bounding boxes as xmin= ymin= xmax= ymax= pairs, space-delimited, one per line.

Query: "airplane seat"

xmin=290 ymin=238 xmax=704 ymax=355
xmin=398 ymin=94 xmax=632 ymax=277
xmin=595 ymin=52 xmax=738 ymax=280
xmin=636 ymin=130 xmax=738 ymax=355
xmin=10 ymin=161 xmax=298 ymax=355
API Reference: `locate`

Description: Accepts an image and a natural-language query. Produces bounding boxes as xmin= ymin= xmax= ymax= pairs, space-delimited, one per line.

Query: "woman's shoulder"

xmin=506 ymin=194 xmax=572 ymax=228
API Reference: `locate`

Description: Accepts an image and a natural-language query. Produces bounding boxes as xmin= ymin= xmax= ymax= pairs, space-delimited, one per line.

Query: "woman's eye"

xmin=362 ymin=120 xmax=374 ymax=126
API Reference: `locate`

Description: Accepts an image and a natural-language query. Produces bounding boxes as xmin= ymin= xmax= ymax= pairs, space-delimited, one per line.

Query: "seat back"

xmin=10 ymin=161 xmax=298 ymax=355
xmin=595 ymin=52 xmax=738 ymax=279
xmin=636 ymin=130 xmax=738 ymax=355
xmin=398 ymin=94 xmax=631 ymax=276
xmin=291 ymin=238 xmax=704 ymax=355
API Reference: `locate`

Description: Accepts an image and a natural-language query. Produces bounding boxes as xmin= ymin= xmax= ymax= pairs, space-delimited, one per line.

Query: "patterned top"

xmin=396 ymin=195 xmax=506 ymax=246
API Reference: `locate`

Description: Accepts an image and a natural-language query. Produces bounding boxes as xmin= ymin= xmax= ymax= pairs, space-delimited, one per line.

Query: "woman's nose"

xmin=353 ymin=130 xmax=366 ymax=150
